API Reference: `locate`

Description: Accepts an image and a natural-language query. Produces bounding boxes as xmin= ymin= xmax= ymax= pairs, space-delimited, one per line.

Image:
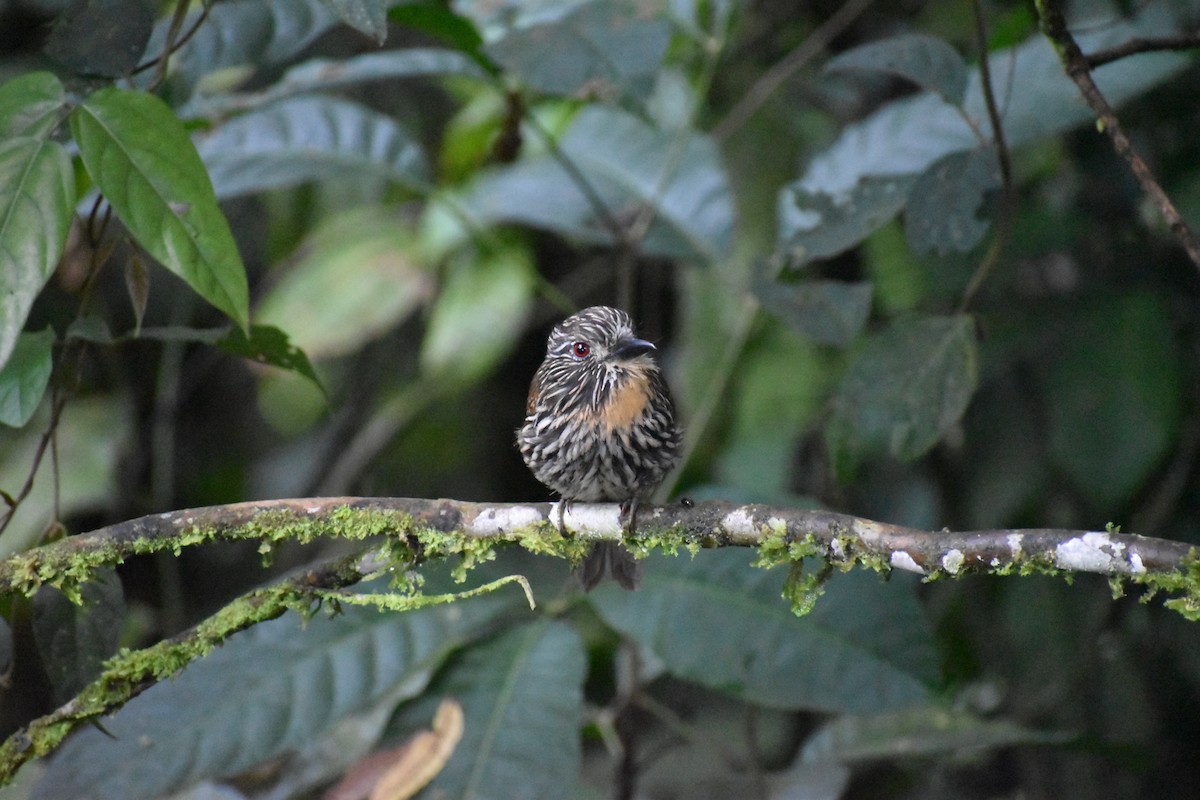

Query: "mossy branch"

xmin=2 ymin=496 xmax=1197 ymax=610
xmin=3 ymin=496 xmax=1199 ymax=784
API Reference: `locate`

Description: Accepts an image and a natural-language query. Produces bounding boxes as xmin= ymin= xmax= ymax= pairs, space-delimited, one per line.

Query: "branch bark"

xmin=2 ymin=496 xmax=1194 ymax=597
xmin=1035 ymin=0 xmax=1200 ymax=270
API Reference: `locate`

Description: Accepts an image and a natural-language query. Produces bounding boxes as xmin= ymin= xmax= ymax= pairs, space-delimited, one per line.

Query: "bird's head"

xmin=541 ymin=306 xmax=659 ymax=410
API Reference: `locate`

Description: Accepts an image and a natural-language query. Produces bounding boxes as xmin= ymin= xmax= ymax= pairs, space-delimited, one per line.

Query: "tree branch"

xmin=1084 ymin=33 xmax=1200 ymax=70
xmin=2 ymin=497 xmax=1196 ymax=609
xmin=1035 ymin=0 xmax=1200 ymax=270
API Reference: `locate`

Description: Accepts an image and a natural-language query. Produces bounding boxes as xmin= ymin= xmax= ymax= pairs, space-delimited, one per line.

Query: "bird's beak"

xmin=612 ymin=337 xmax=656 ymax=361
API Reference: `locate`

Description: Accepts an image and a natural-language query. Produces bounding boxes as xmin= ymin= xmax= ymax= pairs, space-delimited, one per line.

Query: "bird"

xmin=518 ymin=306 xmax=682 ymax=590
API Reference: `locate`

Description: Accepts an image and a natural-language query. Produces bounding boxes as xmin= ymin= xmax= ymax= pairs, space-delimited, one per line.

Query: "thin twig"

xmin=959 ymin=0 xmax=1018 ymax=311
xmin=711 ymin=0 xmax=876 ymax=144
xmin=1085 ymin=32 xmax=1200 ymax=69
xmin=1035 ymin=0 xmax=1200 ymax=270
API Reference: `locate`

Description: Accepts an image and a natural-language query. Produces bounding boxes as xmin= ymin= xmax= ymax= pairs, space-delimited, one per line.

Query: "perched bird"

xmin=518 ymin=306 xmax=682 ymax=590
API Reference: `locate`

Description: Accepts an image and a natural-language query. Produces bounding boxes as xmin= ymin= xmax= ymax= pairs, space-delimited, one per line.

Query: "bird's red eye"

xmin=572 ymin=342 xmax=591 ymax=359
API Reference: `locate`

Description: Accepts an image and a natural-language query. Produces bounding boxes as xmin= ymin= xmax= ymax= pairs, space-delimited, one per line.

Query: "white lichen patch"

xmin=721 ymin=508 xmax=756 ymax=537
xmin=830 ymin=538 xmax=846 ymax=559
xmin=1130 ymin=553 xmax=1146 ymax=575
xmin=306 ymin=505 xmax=322 ymax=514
xmin=468 ymin=505 xmax=544 ymax=536
xmin=890 ymin=551 xmax=924 ymax=574
xmin=1006 ymin=533 xmax=1023 ymax=561
xmin=941 ymin=549 xmax=965 ymax=575
xmin=560 ymin=503 xmax=622 ymax=535
xmin=1055 ymin=532 xmax=1124 ymax=573
xmin=766 ymin=517 xmax=788 ymax=536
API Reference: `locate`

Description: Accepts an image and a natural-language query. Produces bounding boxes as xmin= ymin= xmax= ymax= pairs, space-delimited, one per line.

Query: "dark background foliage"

xmin=2 ymin=0 xmax=1200 ymax=798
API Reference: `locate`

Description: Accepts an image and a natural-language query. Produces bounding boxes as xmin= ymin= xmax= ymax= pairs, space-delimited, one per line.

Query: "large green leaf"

xmin=485 ymin=0 xmax=670 ymax=99
xmin=32 ymin=567 xmax=126 ymax=703
xmin=256 ymin=207 xmax=431 ymax=359
xmin=420 ymin=241 xmax=534 ymax=383
xmin=753 ymin=268 xmax=873 ymax=348
xmin=0 ymin=72 xmax=67 ymax=139
xmin=827 ymin=315 xmax=978 ymax=475
xmin=0 ymin=138 xmax=73 ymax=370
xmin=33 ymin=593 xmax=518 ymax=800
xmin=386 ymin=620 xmax=586 ymax=799
xmin=71 ymin=88 xmax=249 ymax=331
xmin=781 ymin=5 xmax=1192 ymax=265
xmin=825 ymin=33 xmax=969 ymax=105
xmin=904 ymin=147 xmax=1000 ymax=256
xmin=591 ymin=550 xmax=937 ymax=713
xmin=0 ymin=327 xmax=55 ymax=427
xmin=196 ymin=96 xmax=427 ymax=199
xmin=446 ymin=105 xmax=733 ymax=261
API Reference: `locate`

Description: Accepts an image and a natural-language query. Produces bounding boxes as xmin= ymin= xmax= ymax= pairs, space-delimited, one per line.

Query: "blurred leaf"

xmin=1046 ymin=294 xmax=1182 ymax=514
xmin=44 ymin=0 xmax=153 ymax=78
xmin=782 ymin=8 xmax=1191 ymax=264
xmin=485 ymin=0 xmax=670 ymax=99
xmin=323 ymin=0 xmax=389 ymax=43
xmin=905 ymin=147 xmax=1000 ymax=255
xmin=591 ymin=550 xmax=937 ymax=713
xmin=767 ymin=762 xmax=850 ymax=800
xmin=446 ymin=105 xmax=732 ymax=260
xmin=801 ymin=706 xmax=1073 ymax=764
xmin=124 ymin=251 xmax=150 ymax=334
xmin=825 ymin=33 xmax=968 ymax=105
xmin=144 ymin=0 xmax=339 ymax=100
xmin=196 ymin=96 xmax=427 ymax=199
xmin=32 ymin=567 xmax=126 ymax=703
xmin=0 ymin=327 xmax=55 ymax=428
xmin=0 ymin=137 xmax=74 ymax=370
xmin=387 ymin=620 xmax=585 ymax=800
xmin=0 ymin=72 xmax=67 ymax=139
xmin=0 ymin=397 xmax=128 ymax=559
xmin=828 ymin=315 xmax=978 ymax=475
xmin=256 ymin=208 xmax=432 ymax=359
xmin=778 ymin=175 xmax=914 ymax=268
xmin=33 ymin=593 xmax=519 ymax=800
xmin=188 ymin=48 xmax=485 ymax=118
xmin=216 ymin=325 xmax=324 ymax=390
xmin=753 ymin=269 xmax=873 ymax=347
xmin=420 ymin=242 xmax=534 ymax=383
xmin=71 ymin=88 xmax=250 ymax=332
xmin=389 ymin=4 xmax=486 ymax=61
xmin=349 ymin=698 xmax=463 ymax=800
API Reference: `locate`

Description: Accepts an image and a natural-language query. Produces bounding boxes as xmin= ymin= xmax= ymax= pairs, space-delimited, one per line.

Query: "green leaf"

xmin=143 ymin=0 xmax=339 ymax=100
xmin=778 ymin=175 xmax=915 ymax=268
xmin=322 ymin=0 xmax=389 ymax=43
xmin=782 ymin=8 xmax=1191 ymax=263
xmin=0 ymin=138 xmax=74 ymax=370
xmin=827 ymin=315 xmax=978 ymax=475
xmin=255 ymin=207 xmax=432 ymax=359
xmin=44 ymin=0 xmax=154 ymax=78
xmin=216 ymin=325 xmax=324 ymax=390
xmin=0 ymin=328 xmax=54 ymax=428
xmin=753 ymin=269 xmax=873 ymax=348
xmin=420 ymin=242 xmax=534 ymax=383
xmin=387 ymin=620 xmax=586 ymax=799
xmin=196 ymin=96 xmax=428 ymax=199
xmin=32 ymin=567 xmax=126 ymax=703
xmin=905 ymin=147 xmax=1000 ymax=255
xmin=1046 ymin=294 xmax=1182 ymax=514
xmin=485 ymin=0 xmax=670 ymax=99
xmin=389 ymin=3 xmax=486 ymax=61
xmin=446 ymin=105 xmax=733 ymax=261
xmin=590 ymin=550 xmax=937 ymax=713
xmin=187 ymin=48 xmax=486 ymax=118
xmin=825 ymin=33 xmax=968 ymax=105
xmin=0 ymin=72 xmax=67 ymax=139
xmin=71 ymin=87 xmax=249 ymax=332
xmin=801 ymin=706 xmax=1073 ymax=764
xmin=33 ymin=593 xmax=517 ymax=800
